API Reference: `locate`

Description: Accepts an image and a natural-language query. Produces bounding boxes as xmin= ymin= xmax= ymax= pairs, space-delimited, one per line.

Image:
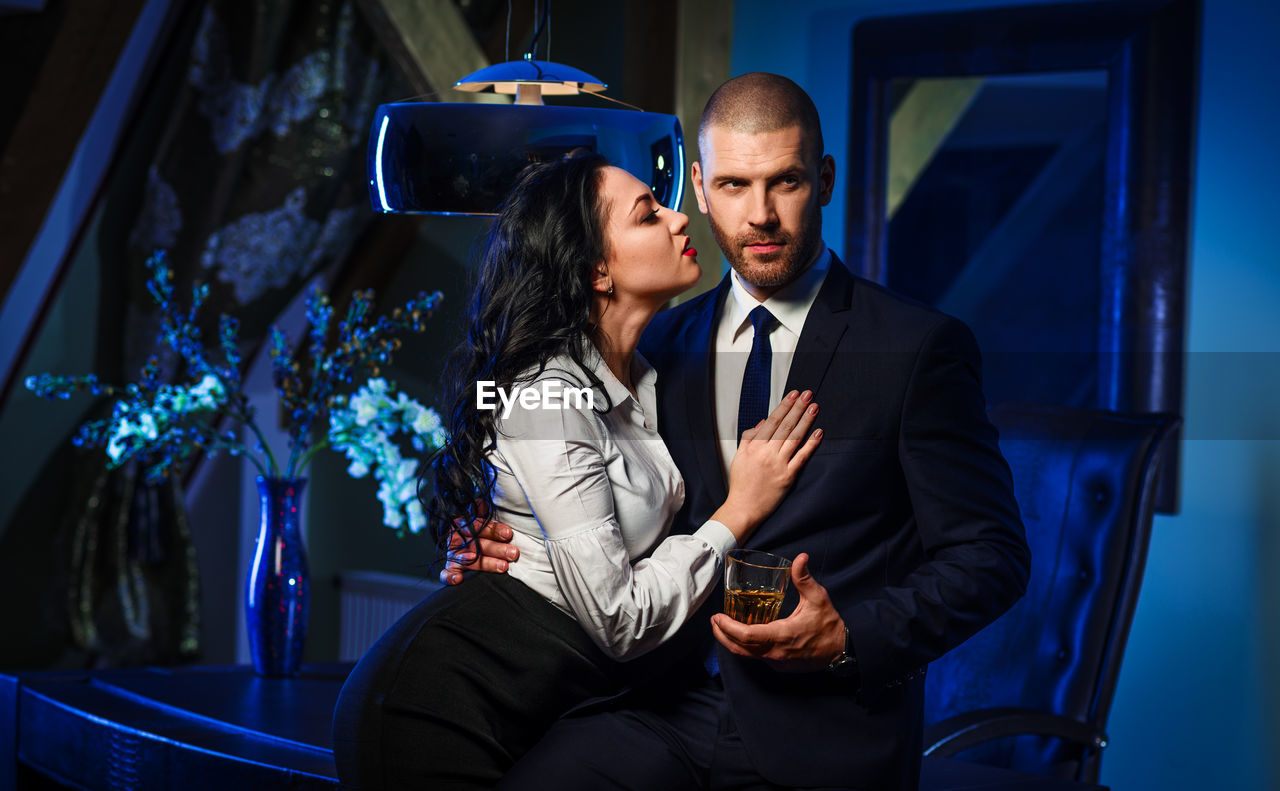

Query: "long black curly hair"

xmin=423 ymin=151 xmax=614 ymax=555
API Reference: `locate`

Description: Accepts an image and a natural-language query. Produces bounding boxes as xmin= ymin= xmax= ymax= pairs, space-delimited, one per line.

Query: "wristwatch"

xmin=826 ymin=625 xmax=859 ymax=679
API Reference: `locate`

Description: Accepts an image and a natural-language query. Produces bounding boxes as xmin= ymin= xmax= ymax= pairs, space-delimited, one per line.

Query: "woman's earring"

xmin=607 ymin=284 xmax=614 ymax=296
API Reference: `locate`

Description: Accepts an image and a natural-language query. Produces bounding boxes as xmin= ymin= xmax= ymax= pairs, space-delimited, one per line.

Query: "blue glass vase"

xmin=246 ymin=476 xmax=309 ymax=676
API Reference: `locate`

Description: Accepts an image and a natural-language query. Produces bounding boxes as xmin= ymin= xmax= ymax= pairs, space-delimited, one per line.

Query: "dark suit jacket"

xmin=636 ymin=255 xmax=1031 ymax=789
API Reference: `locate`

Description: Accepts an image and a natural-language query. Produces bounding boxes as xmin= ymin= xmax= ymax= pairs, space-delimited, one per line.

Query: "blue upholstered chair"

xmin=923 ymin=403 xmax=1180 ymax=783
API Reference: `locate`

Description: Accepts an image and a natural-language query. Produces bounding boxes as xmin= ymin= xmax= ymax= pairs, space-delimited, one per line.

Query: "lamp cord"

xmin=591 ymin=92 xmax=643 ymax=111
xmin=526 ymin=0 xmax=550 ymax=59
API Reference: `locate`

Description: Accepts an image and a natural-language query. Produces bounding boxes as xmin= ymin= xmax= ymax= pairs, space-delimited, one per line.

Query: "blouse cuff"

xmin=693 ymin=519 xmax=738 ymax=560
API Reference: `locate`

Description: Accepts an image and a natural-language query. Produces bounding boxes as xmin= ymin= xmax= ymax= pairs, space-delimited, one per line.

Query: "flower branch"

xmin=27 ymin=250 xmax=446 ymax=532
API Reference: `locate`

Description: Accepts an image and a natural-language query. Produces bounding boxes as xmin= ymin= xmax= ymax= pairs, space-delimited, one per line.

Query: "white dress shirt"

xmin=714 ymin=245 xmax=832 ymax=482
xmin=488 ymin=341 xmax=737 ymax=661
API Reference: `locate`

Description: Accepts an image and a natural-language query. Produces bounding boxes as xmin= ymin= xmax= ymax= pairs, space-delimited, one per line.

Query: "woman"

xmin=332 ymin=152 xmax=821 ymax=789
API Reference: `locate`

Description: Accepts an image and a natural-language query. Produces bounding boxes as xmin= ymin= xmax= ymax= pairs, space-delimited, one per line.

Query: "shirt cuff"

xmin=693 ymin=519 xmax=738 ymax=560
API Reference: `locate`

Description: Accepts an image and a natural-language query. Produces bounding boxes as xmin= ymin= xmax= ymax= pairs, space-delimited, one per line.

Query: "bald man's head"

xmin=697 ymin=72 xmax=824 ymax=162
xmin=691 ymin=73 xmax=835 ymax=300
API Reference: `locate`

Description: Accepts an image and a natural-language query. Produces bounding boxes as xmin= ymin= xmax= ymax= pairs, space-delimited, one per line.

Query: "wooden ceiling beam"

xmin=0 ymin=0 xmax=146 ymax=302
xmin=353 ymin=0 xmax=502 ymax=103
xmin=886 ymin=78 xmax=984 ymax=219
xmin=674 ymin=0 xmax=732 ymax=301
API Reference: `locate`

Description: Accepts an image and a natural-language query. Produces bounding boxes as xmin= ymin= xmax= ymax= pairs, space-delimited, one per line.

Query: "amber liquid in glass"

xmin=724 ymin=588 xmax=785 ymax=624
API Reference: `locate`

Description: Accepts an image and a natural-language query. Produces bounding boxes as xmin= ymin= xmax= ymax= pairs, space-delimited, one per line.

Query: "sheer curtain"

xmin=3 ymin=0 xmax=395 ymax=668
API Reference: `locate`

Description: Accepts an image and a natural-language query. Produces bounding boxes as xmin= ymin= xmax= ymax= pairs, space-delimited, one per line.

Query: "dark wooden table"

xmin=1 ymin=664 xmax=1108 ymax=790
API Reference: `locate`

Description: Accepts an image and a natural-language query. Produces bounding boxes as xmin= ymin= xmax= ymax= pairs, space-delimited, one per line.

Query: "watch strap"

xmin=826 ymin=625 xmax=857 ymax=675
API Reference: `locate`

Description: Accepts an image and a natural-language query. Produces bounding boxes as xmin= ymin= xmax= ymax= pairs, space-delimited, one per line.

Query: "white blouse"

xmin=486 ymin=342 xmax=736 ymax=661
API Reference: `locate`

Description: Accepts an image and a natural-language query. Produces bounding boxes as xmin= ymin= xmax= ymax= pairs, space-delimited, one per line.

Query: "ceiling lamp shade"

xmin=368 ymin=103 xmax=684 ymax=216
xmin=454 ymin=57 xmax=607 ymax=105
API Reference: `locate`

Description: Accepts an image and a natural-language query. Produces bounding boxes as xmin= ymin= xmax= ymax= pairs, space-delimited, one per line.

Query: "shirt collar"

xmin=727 ymin=243 xmax=831 ymax=338
xmin=579 ymin=338 xmax=656 ymax=413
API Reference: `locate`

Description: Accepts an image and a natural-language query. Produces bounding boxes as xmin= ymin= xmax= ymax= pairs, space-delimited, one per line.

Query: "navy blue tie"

xmin=708 ymin=307 xmax=776 ymax=678
xmin=738 ymin=306 xmax=776 ymax=438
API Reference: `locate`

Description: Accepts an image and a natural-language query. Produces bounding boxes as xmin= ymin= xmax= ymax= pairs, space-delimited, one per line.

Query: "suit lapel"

xmin=784 ymin=255 xmax=854 ymax=395
xmin=684 ymin=277 xmax=731 ymax=505
xmin=675 ymin=259 xmax=855 ymax=510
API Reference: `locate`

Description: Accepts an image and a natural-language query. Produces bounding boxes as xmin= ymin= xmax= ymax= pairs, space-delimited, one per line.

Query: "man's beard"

xmin=705 ymin=208 xmax=823 ymax=291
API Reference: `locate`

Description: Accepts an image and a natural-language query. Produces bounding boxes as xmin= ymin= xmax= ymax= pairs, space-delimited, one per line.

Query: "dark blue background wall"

xmin=730 ymin=1 xmax=1280 ymax=788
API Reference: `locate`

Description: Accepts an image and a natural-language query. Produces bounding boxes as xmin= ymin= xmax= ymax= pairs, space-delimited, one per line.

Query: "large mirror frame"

xmin=847 ymin=0 xmax=1198 ymax=513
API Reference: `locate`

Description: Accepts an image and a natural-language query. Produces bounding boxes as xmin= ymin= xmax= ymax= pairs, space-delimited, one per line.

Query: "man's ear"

xmin=817 ymin=154 xmax=836 ymax=208
xmin=691 ymin=161 xmax=710 ymax=215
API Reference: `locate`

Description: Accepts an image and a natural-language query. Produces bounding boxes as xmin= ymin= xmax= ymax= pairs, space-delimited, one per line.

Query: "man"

xmin=454 ymin=72 xmax=1030 ymax=790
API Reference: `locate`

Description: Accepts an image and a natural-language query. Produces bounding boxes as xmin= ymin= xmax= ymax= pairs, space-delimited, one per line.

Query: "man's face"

xmin=692 ymin=124 xmax=835 ymax=299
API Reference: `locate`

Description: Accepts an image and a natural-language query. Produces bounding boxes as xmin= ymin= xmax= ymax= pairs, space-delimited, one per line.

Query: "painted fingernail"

xmin=814 ymin=428 xmax=823 ymax=438
xmin=808 ymin=403 xmax=818 ymax=415
xmin=788 ymin=390 xmax=799 ymax=400
xmin=801 ymin=390 xmax=813 ymax=402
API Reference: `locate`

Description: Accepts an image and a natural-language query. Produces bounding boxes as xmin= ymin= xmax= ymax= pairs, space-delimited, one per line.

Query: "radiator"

xmin=335 ymin=570 xmax=441 ymax=662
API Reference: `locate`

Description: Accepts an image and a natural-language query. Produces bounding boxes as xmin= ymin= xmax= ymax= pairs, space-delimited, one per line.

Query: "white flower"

xmin=137 ymin=412 xmax=160 ymax=441
xmin=106 ymin=429 xmax=130 ymax=463
xmin=327 ymin=378 xmax=447 ymax=533
xmin=330 ymin=410 xmax=354 ymax=433
xmin=406 ymin=499 xmax=426 ymax=534
xmin=396 ymin=457 xmax=417 ymax=482
xmin=104 ymin=402 xmax=166 ymax=464
xmin=400 ymin=400 xmax=421 ymax=425
xmin=160 ymin=387 xmax=186 ymax=412
xmin=376 ymin=479 xmax=393 ymax=505
xmin=189 ymin=374 xmax=225 ymax=409
xmin=392 ymin=458 xmax=417 ymax=497
xmin=352 ymin=395 xmax=379 ymax=427
xmin=380 ymin=441 xmax=404 ymax=468
xmin=411 ymin=406 xmax=442 ymax=438
xmin=384 ymin=508 xmax=405 ymax=530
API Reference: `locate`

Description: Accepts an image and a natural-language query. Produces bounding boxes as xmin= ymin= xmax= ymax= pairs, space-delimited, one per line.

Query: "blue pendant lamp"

xmin=368 ymin=12 xmax=684 ymax=216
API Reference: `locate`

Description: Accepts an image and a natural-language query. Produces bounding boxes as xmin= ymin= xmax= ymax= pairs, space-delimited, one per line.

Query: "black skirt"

xmin=332 ymin=572 xmax=620 ymax=790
